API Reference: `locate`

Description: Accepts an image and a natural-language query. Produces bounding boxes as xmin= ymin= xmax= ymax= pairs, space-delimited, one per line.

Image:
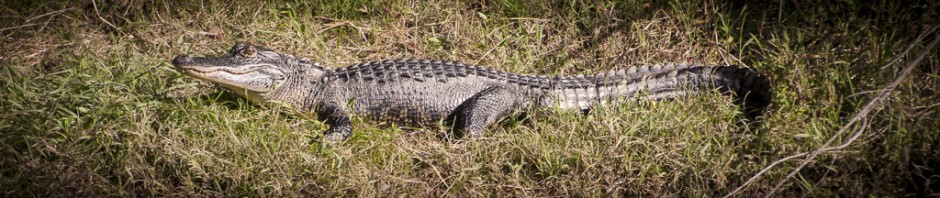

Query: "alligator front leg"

xmin=455 ymin=86 xmax=527 ymax=138
xmin=317 ymin=102 xmax=353 ymax=142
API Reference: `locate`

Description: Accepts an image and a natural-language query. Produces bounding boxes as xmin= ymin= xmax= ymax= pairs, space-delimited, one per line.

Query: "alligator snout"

xmin=172 ymin=54 xmax=192 ymax=66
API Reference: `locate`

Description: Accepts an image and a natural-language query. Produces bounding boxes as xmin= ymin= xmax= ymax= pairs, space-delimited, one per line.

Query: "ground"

xmin=1 ymin=0 xmax=939 ymax=196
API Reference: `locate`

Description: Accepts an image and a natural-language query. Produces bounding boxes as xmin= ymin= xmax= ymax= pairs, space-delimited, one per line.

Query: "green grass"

xmin=2 ymin=0 xmax=939 ymax=196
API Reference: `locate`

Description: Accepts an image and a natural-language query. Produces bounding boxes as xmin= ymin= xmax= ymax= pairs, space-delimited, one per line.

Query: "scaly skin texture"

xmin=172 ymin=43 xmax=771 ymax=141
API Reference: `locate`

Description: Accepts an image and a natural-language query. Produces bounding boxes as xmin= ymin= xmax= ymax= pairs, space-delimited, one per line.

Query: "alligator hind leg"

xmin=454 ymin=86 xmax=527 ymax=138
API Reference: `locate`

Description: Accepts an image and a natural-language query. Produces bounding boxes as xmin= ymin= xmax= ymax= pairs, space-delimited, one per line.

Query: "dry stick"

xmin=26 ymin=7 xmax=73 ymax=22
xmin=91 ymin=1 xmax=121 ymax=33
xmin=0 ymin=23 xmax=38 ymax=32
xmin=882 ymin=25 xmax=940 ymax=70
xmin=724 ymin=26 xmax=940 ymax=197
xmin=764 ymin=31 xmax=940 ymax=197
xmin=728 ymin=152 xmax=807 ymax=194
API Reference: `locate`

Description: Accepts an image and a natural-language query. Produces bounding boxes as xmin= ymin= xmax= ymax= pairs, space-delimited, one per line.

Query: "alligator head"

xmin=172 ymin=43 xmax=325 ymax=105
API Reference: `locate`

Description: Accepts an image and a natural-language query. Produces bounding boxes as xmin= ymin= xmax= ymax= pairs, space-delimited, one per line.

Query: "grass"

xmin=2 ymin=0 xmax=939 ymax=196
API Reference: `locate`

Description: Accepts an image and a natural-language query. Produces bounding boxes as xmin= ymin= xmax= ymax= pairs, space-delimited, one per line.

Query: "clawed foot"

xmin=308 ymin=133 xmax=346 ymax=145
xmin=322 ymin=131 xmax=349 ymax=142
xmin=309 ymin=127 xmax=351 ymax=144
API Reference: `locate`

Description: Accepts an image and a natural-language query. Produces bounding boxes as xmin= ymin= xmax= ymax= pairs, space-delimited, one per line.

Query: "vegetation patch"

xmin=1 ymin=0 xmax=938 ymax=196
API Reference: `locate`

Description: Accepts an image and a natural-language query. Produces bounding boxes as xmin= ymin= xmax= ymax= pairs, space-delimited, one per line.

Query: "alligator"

xmin=171 ymin=43 xmax=771 ymax=141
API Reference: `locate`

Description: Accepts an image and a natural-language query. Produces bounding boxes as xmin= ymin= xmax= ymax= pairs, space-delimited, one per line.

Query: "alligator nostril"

xmin=172 ymin=55 xmax=192 ymax=66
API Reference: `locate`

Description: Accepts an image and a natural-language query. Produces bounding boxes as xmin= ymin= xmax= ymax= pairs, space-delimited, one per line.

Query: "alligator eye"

xmin=239 ymin=46 xmax=257 ymax=57
xmin=232 ymin=43 xmax=246 ymax=53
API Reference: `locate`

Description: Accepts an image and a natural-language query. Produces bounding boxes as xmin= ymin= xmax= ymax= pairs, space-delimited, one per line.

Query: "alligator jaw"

xmin=171 ymin=54 xmax=286 ymax=94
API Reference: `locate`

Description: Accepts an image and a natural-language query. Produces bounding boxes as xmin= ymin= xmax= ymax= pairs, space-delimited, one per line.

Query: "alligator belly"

xmin=347 ymin=80 xmax=488 ymax=126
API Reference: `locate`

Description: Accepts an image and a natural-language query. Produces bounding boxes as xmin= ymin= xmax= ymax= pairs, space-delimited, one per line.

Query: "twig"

xmin=724 ymin=25 xmax=940 ymax=197
xmin=26 ymin=7 xmax=73 ymax=22
xmin=91 ymin=0 xmax=122 ymax=33
xmin=0 ymin=23 xmax=38 ymax=32
xmin=845 ymin=89 xmax=889 ymax=98
xmin=765 ymin=31 xmax=940 ymax=197
xmin=773 ymin=29 xmax=940 ymax=194
xmin=724 ymin=152 xmax=807 ymax=197
xmin=882 ymin=26 xmax=940 ymax=69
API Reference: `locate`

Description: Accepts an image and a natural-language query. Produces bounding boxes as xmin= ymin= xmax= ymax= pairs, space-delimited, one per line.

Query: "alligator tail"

xmin=542 ymin=64 xmax=771 ymax=118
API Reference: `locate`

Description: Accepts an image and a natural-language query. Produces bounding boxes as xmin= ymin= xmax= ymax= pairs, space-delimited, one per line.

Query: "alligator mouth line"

xmin=176 ymin=64 xmax=277 ymax=75
xmin=175 ymin=63 xmax=285 ymax=93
